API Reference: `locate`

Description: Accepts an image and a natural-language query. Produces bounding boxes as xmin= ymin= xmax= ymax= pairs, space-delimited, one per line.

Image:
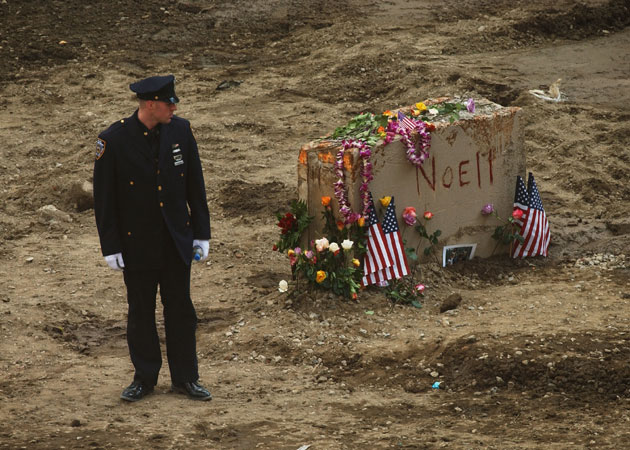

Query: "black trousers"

xmin=122 ymin=238 xmax=199 ymax=387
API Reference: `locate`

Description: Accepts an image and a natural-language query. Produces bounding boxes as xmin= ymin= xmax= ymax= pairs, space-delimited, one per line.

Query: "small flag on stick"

xmin=511 ymin=172 xmax=550 ymax=258
xmin=397 ymin=111 xmax=416 ymax=132
xmin=362 ymin=196 xmax=409 ymax=286
xmin=362 ymin=192 xmax=392 ymax=280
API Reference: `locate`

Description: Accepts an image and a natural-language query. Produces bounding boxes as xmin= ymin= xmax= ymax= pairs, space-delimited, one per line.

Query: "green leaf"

xmin=411 ymin=300 xmax=423 ymax=308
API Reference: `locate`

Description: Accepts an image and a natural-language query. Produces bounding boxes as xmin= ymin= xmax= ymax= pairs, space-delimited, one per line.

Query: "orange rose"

xmin=321 ymin=196 xmax=331 ymax=207
xmin=357 ymin=217 xmax=365 ymax=227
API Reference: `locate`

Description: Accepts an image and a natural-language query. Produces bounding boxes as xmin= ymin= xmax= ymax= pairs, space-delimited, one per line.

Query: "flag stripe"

xmin=364 ymin=223 xmax=391 ymax=275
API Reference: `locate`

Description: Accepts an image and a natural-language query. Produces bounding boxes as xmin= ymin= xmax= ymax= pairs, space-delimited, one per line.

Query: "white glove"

xmin=192 ymin=239 xmax=209 ymax=261
xmin=104 ymin=253 xmax=125 ymax=271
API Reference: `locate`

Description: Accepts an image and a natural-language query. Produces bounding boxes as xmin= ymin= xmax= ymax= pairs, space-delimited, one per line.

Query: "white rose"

xmin=278 ymin=280 xmax=288 ymax=293
xmin=429 ymin=108 xmax=439 ymax=115
xmin=315 ymin=237 xmax=330 ymax=252
xmin=329 ymin=242 xmax=340 ymax=253
xmin=341 ymin=239 xmax=353 ymax=250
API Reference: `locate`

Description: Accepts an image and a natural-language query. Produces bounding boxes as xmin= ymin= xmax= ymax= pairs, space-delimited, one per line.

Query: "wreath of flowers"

xmin=383 ymin=117 xmax=432 ymax=167
xmin=334 ymin=139 xmax=373 ymax=224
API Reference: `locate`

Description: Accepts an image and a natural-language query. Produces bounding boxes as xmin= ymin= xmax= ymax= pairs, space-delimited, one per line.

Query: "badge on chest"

xmin=172 ymin=144 xmax=184 ymax=166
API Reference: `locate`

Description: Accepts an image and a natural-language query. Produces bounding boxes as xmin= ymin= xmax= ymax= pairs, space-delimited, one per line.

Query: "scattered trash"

xmin=529 ymin=78 xmax=565 ymax=102
xmin=297 ymin=445 xmax=311 ymax=450
xmin=365 ymin=310 xmax=374 ymax=315
xmin=432 ymin=381 xmax=442 ymax=389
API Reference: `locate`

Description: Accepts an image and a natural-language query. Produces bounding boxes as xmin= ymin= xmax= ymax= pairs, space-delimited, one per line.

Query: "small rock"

xmin=26 ymin=257 xmax=34 ymax=263
xmin=38 ymin=204 xmax=72 ymax=223
xmin=69 ymin=181 xmax=94 ymax=211
xmin=440 ymin=293 xmax=462 ymax=313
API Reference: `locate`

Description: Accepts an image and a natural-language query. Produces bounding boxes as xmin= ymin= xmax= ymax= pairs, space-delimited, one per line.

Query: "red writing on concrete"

xmin=418 ymin=150 xmax=494 ymax=192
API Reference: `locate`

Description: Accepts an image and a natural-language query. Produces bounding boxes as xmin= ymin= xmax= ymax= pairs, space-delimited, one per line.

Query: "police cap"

xmin=129 ymin=75 xmax=179 ymax=104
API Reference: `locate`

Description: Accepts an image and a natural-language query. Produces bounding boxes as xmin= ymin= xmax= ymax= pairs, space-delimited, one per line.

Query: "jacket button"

xmin=160 ymin=202 xmax=164 ymax=207
xmin=157 ymin=169 xmax=160 ymax=175
xmin=180 ymin=173 xmax=184 ymax=177
xmin=127 ymin=231 xmax=131 ymax=236
xmin=158 ymin=185 xmax=162 ymax=191
xmin=129 ymin=181 xmax=134 ymax=185
xmin=186 ymin=221 xmax=190 ymax=226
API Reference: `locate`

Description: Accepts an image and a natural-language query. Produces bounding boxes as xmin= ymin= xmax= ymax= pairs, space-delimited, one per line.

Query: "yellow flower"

xmin=316 ymin=270 xmax=327 ymax=283
xmin=415 ymin=102 xmax=427 ymax=111
xmin=357 ymin=217 xmax=365 ymax=227
xmin=383 ymin=110 xmax=394 ymax=117
xmin=352 ymin=258 xmax=360 ymax=267
xmin=411 ymin=109 xmax=420 ymax=116
xmin=380 ymin=196 xmax=391 ymax=207
xmin=287 ymin=249 xmax=295 ymax=257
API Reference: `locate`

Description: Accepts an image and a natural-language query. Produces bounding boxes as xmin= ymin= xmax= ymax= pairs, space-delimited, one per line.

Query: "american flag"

xmin=362 ymin=196 xmax=410 ymax=286
xmin=362 ymin=192 xmax=392 ymax=281
xmin=511 ymin=173 xmax=550 ymax=258
xmin=513 ymin=175 xmax=528 ymax=227
xmin=397 ymin=111 xmax=416 ymax=132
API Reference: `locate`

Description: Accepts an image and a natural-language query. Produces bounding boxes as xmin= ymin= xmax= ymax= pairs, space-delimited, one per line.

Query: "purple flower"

xmin=466 ymin=98 xmax=475 ymax=113
xmin=481 ymin=203 xmax=494 ymax=215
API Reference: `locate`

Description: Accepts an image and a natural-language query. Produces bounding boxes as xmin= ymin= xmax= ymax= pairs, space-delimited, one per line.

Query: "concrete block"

xmin=298 ymin=98 xmax=525 ymax=263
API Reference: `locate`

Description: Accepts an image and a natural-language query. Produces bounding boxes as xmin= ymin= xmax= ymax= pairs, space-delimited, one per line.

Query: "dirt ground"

xmin=1 ymin=0 xmax=630 ymax=448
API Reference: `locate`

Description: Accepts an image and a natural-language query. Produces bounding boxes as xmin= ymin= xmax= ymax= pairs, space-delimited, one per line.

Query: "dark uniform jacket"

xmin=94 ymin=111 xmax=210 ymax=270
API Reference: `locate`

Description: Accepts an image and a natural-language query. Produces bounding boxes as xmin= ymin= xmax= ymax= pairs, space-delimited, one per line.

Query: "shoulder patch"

xmin=96 ymin=138 xmax=106 ymax=160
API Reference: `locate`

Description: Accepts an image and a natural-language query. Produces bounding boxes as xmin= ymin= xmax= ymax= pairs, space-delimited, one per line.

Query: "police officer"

xmin=93 ymin=75 xmax=212 ymax=402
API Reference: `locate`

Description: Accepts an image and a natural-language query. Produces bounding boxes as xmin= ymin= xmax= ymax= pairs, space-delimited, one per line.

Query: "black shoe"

xmin=171 ymin=381 xmax=212 ymax=401
xmin=120 ymin=380 xmax=154 ymax=402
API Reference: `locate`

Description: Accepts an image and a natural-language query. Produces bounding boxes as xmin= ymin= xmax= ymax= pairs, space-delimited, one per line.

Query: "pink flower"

xmin=402 ymin=207 xmax=417 ymax=226
xmin=423 ymin=211 xmax=433 ymax=220
xmin=512 ymin=208 xmax=524 ymax=220
xmin=466 ymin=98 xmax=475 ymax=113
xmin=481 ymin=203 xmax=494 ymax=215
xmin=414 ymin=283 xmax=425 ymax=294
